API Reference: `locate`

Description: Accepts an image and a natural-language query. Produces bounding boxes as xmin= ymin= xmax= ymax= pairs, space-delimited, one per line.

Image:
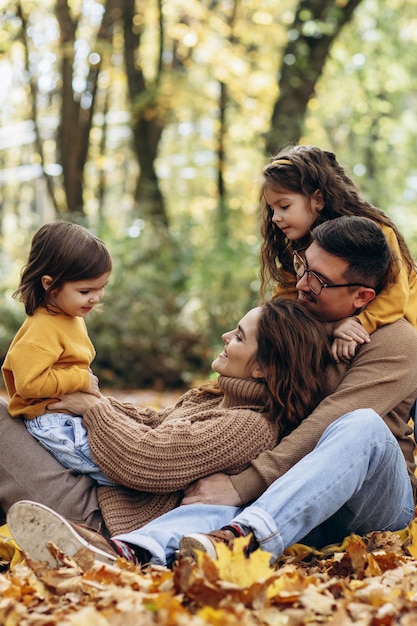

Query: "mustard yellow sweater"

xmin=2 ymin=307 xmax=93 ymax=418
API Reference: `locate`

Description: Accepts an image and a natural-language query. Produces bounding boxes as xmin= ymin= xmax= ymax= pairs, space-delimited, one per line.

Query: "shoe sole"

xmin=7 ymin=500 xmax=117 ymax=567
xmin=179 ymin=533 xmax=217 ymax=560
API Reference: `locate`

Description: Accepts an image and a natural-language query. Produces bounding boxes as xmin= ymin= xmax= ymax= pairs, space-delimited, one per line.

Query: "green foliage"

xmin=175 ymin=214 xmax=261 ymax=342
xmin=86 ymin=223 xmax=204 ymax=389
xmin=303 ymin=0 xmax=417 ymax=256
xmin=0 ymin=301 xmax=24 ymax=370
xmin=85 ymin=217 xmax=260 ymax=389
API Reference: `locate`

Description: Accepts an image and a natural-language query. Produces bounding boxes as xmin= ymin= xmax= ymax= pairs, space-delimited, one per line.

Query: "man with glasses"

xmin=293 ymin=250 xmax=373 ymax=295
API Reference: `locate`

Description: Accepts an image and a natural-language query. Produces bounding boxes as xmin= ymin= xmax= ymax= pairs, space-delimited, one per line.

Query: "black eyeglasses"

xmin=293 ymin=251 xmax=371 ymax=296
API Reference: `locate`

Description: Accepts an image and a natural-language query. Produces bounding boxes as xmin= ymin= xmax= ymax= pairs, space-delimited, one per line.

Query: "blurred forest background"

xmin=1 ymin=0 xmax=417 ymax=391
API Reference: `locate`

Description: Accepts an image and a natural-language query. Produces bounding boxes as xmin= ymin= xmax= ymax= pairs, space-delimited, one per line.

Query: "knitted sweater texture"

xmin=84 ymin=376 xmax=279 ymax=534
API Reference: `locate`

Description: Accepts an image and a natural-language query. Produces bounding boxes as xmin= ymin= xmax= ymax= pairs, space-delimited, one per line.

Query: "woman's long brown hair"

xmin=256 ymin=299 xmax=331 ymax=439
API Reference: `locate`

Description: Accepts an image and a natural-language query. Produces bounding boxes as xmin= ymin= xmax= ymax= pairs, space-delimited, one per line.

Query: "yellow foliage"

xmin=0 ymin=524 xmax=24 ymax=569
xmin=2 ymin=522 xmax=417 ymax=623
xmin=406 ymin=518 xmax=417 ymax=558
xmin=214 ymin=535 xmax=276 ymax=587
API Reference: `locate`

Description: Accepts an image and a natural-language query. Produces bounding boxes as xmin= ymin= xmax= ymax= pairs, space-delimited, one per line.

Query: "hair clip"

xmin=269 ymin=159 xmax=293 ymax=166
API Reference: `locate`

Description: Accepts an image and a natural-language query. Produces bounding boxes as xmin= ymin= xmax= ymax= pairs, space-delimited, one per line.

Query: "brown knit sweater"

xmin=84 ymin=377 xmax=279 ymax=535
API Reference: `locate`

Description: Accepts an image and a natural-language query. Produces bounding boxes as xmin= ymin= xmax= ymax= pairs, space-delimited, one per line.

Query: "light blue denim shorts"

xmin=24 ymin=412 xmax=116 ymax=486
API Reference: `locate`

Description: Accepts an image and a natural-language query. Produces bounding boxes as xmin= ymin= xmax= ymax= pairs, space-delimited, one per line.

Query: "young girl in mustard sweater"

xmin=2 ymin=221 xmax=114 ymax=485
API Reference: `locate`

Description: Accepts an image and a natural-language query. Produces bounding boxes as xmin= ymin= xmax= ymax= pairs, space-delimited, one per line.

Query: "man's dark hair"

xmin=311 ymin=216 xmax=396 ymax=293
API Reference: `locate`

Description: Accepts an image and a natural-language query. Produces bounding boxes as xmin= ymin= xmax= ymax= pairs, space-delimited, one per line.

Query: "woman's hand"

xmin=47 ymin=391 xmax=110 ymax=416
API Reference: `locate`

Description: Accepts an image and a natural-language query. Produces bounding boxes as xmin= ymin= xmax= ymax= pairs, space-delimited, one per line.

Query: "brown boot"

xmin=179 ymin=529 xmax=236 ymax=560
xmin=68 ymin=520 xmax=120 ymax=558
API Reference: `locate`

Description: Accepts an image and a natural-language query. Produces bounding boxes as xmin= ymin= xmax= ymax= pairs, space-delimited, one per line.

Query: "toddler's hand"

xmin=87 ymin=371 xmax=101 ymax=397
xmin=331 ymin=337 xmax=360 ymax=363
xmin=333 ymin=317 xmax=370 ymax=344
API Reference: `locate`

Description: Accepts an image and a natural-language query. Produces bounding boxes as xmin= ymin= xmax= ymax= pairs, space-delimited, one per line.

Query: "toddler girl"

xmin=2 ymin=221 xmax=115 ymax=485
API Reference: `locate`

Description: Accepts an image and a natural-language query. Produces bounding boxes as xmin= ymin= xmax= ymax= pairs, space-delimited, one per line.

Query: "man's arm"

xmin=232 ymin=319 xmax=417 ymax=503
xmin=185 ymin=320 xmax=417 ymax=506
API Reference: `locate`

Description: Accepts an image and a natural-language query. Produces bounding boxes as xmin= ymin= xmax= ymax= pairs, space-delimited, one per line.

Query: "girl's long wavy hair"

xmin=199 ymin=299 xmax=332 ymax=440
xmin=14 ymin=221 xmax=112 ymax=315
xmin=259 ymin=144 xmax=415 ymax=297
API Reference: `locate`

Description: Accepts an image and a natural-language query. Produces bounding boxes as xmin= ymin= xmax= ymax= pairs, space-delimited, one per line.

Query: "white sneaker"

xmin=7 ymin=500 xmax=117 ymax=567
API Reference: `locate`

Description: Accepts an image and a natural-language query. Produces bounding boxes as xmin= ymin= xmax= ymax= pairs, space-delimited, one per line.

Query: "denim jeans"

xmin=114 ymin=409 xmax=414 ymax=565
xmin=24 ymin=413 xmax=117 ymax=487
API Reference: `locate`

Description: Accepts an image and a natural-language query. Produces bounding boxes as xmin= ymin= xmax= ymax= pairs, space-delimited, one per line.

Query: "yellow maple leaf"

xmin=214 ymin=536 xmax=277 ymax=587
xmin=266 ymin=568 xmax=317 ymax=602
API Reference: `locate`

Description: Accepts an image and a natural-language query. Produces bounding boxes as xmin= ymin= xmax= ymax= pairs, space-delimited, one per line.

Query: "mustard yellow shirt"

xmin=272 ymin=224 xmax=417 ymax=334
xmin=357 ymin=225 xmax=417 ymax=333
xmin=2 ymin=307 xmax=94 ymax=418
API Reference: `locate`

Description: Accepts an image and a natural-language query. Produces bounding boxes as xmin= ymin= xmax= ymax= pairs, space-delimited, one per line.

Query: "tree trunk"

xmin=266 ymin=0 xmax=364 ymax=153
xmin=55 ymin=0 xmax=116 ymax=216
xmin=123 ymin=0 xmax=167 ymax=226
xmin=215 ymin=0 xmax=238 ymax=239
xmin=16 ymin=2 xmax=60 ymax=215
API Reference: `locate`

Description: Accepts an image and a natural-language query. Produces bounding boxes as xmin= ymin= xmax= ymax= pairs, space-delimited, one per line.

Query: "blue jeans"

xmin=114 ymin=409 xmax=414 ymax=565
xmin=24 ymin=413 xmax=117 ymax=487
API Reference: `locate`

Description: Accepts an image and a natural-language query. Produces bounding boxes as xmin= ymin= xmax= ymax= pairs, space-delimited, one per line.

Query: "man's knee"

xmin=0 ymin=396 xmax=26 ymax=442
xmin=326 ymin=409 xmax=390 ymax=442
xmin=0 ymin=396 xmax=10 ymax=415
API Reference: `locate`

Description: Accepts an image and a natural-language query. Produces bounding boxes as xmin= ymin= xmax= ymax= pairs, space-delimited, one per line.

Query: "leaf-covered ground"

xmin=2 ymin=522 xmax=417 ymax=625
xmin=2 ymin=390 xmax=416 ymax=623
